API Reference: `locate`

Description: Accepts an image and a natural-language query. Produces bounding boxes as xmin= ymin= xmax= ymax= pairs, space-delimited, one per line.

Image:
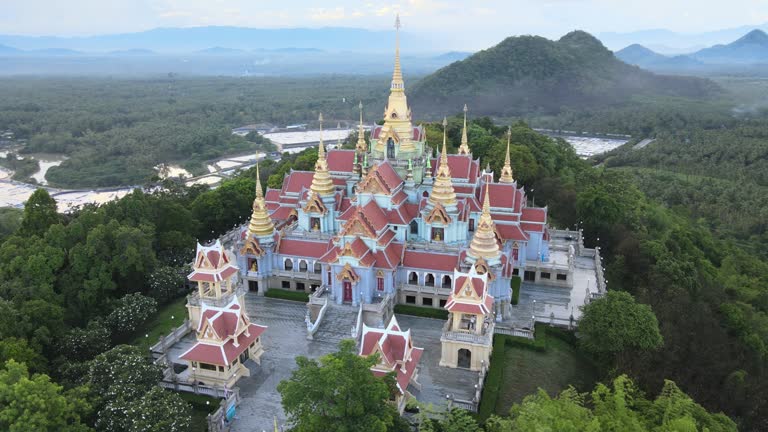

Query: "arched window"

xmin=314 ymin=262 xmax=322 ymax=274
xmin=410 ymin=220 xmax=418 ymax=235
xmin=442 ymin=275 xmax=452 ymax=289
xmin=387 ymin=138 xmax=395 ymax=159
xmin=425 ymin=273 xmax=435 ymax=287
xmin=408 ymin=272 xmax=418 ymax=285
xmin=284 ymin=259 xmax=293 ymax=271
xmin=299 ymin=260 xmax=308 ymax=272
xmin=376 ymin=271 xmax=385 ymax=292
xmin=422 ymin=191 xmax=429 ymax=198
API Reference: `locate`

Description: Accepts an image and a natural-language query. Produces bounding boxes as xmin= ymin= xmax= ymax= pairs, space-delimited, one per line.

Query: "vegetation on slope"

xmin=410 ymin=31 xmax=720 ymax=118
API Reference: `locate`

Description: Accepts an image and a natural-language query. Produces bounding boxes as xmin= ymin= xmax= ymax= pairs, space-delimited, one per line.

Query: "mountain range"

xmin=410 ymin=31 xmax=719 ymax=118
xmin=0 ymin=26 xmax=433 ymax=54
xmin=616 ymin=29 xmax=768 ymax=72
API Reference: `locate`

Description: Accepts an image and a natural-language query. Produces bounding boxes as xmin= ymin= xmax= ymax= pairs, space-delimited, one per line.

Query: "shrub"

xmin=148 ymin=265 xmax=187 ymax=304
xmin=478 ymin=335 xmax=507 ymax=420
xmin=511 ymin=276 xmax=522 ymax=305
xmin=107 ymin=293 xmax=158 ymax=338
xmin=394 ymin=304 xmax=449 ymax=320
xmin=265 ymin=289 xmax=310 ymax=302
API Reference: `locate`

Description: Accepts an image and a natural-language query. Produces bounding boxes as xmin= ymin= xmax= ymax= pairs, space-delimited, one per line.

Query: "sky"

xmin=2 ymin=0 xmax=768 ymax=50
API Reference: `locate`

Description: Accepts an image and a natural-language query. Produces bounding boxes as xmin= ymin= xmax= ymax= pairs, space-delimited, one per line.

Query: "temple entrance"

xmin=248 ymin=280 xmax=259 ymax=292
xmin=457 ymin=348 xmax=472 ymax=369
xmin=343 ymin=281 xmax=352 ymax=303
xmin=387 ymin=138 xmax=395 ymax=159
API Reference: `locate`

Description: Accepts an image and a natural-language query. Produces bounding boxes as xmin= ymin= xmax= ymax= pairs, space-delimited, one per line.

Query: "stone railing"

xmin=593 ymin=247 xmax=606 ymax=294
xmin=150 ymin=320 xmax=193 ymax=358
xmin=399 ymin=283 xmax=451 ymax=296
xmin=187 ymin=285 xmax=247 ymax=308
xmin=351 ymin=302 xmax=364 ymax=340
xmin=274 ymin=269 xmax=322 ymax=280
xmin=158 ymin=380 xmax=231 ymax=399
xmin=406 ymin=241 xmax=462 ymax=253
xmin=363 ymin=293 xmax=393 ymax=315
xmin=283 ymin=227 xmax=333 ymax=240
xmin=494 ymin=325 xmax=534 ymax=340
xmin=309 ymin=285 xmax=330 ymax=306
xmin=441 ymin=317 xmax=494 ymax=346
xmin=206 ymin=388 xmax=241 ymax=432
xmin=447 ymin=362 xmax=488 ymax=413
xmin=306 ymin=296 xmax=329 ymax=340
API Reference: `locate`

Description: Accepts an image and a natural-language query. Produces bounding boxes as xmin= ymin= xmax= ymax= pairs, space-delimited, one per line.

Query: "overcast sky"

xmin=2 ymin=0 xmax=768 ymax=50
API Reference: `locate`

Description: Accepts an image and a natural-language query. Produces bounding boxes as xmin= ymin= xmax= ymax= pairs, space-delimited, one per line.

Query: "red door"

xmin=343 ymin=281 xmax=352 ymax=302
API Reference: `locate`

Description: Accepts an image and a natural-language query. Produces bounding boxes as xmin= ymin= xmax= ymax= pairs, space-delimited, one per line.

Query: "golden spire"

xmin=468 ymin=183 xmax=500 ymax=259
xmin=499 ymin=126 xmax=515 ymax=183
xmin=356 ymin=101 xmax=367 ymax=152
xmin=391 ymin=14 xmax=403 ymax=92
xmin=248 ymin=163 xmax=275 ymax=237
xmin=458 ymin=104 xmax=470 ymax=155
xmin=428 ymin=117 xmax=457 ymax=207
xmin=310 ymin=113 xmax=335 ymax=196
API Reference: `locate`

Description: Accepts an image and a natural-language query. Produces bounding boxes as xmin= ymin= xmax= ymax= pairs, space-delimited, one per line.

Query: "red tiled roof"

xmin=454 ymin=185 xmax=475 ymax=195
xmin=521 ymin=222 xmax=545 ymax=233
xmin=479 ymin=183 xmax=519 ymax=210
xmin=436 ymin=155 xmax=478 ymax=181
xmin=180 ymin=323 xmax=266 ymax=366
xmin=373 ymin=242 xmax=404 ymax=269
xmin=281 ymin=171 xmax=314 ymax=194
xmin=264 ymin=189 xmax=280 ymax=203
xmin=445 ymin=296 xmax=494 ymax=315
xmin=402 ymin=250 xmax=459 ymax=272
xmin=492 ymin=213 xmax=520 ymax=222
xmin=496 ymin=224 xmax=529 ymax=241
xmin=395 ymin=347 xmax=422 ymax=393
xmin=327 ymin=149 xmax=355 ymax=173
xmin=269 ymin=206 xmax=296 ymax=221
xmin=277 ymin=238 xmax=332 ymax=258
xmin=374 ymin=161 xmax=404 ymax=192
xmin=521 ymin=207 xmax=547 ymax=223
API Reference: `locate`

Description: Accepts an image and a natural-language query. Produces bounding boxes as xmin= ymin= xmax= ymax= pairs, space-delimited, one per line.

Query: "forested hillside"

xmin=0 ymin=77 xmax=387 ymax=187
xmin=410 ymin=31 xmax=720 ymax=118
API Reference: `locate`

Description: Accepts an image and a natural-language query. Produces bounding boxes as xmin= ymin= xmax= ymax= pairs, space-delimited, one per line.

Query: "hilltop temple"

xmin=235 ymin=18 xmax=558 ymax=326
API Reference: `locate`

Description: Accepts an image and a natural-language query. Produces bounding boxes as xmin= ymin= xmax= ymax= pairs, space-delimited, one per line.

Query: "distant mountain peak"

xmin=734 ymin=29 xmax=768 ymax=45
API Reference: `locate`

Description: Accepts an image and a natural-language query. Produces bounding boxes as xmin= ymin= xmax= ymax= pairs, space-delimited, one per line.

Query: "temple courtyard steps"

xmin=229 ymin=294 xmax=476 ymax=431
xmin=312 ymin=303 xmax=359 ymax=345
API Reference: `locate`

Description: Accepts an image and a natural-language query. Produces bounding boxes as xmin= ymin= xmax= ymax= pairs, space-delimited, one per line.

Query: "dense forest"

xmin=0 ymin=77 xmax=388 ymax=187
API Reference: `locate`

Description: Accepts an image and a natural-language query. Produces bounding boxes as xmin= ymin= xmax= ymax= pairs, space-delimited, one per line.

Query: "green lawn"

xmin=484 ymin=325 xmax=598 ymax=418
xmin=131 ymin=295 xmax=189 ymax=353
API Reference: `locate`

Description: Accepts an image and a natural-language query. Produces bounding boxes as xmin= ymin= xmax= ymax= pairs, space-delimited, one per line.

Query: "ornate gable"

xmin=425 ymin=202 xmax=452 ymax=225
xmin=303 ymin=192 xmax=327 ymax=214
xmin=340 ymin=216 xmax=377 ymax=238
xmin=336 ymin=262 xmax=360 ymax=282
xmin=240 ymin=237 xmax=266 ymax=257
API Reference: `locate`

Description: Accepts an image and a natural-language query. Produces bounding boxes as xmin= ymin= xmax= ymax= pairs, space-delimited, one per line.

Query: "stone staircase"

xmin=312 ymin=303 xmax=359 ymax=346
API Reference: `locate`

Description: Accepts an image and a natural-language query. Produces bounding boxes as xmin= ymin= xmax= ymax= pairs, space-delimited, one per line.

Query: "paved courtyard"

xmin=227 ymin=294 xmax=477 ymax=431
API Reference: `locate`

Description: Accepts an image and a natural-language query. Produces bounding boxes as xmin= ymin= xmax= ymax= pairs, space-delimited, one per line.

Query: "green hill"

xmin=410 ymin=31 xmax=720 ymax=117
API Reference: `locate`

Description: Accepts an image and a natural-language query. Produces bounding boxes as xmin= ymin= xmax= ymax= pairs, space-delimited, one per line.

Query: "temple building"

xmin=359 ymin=316 xmax=423 ymax=413
xmin=235 ymin=15 xmax=569 ymax=328
xmin=181 ymin=241 xmax=268 ymax=388
xmin=439 ymin=266 xmax=494 ymax=371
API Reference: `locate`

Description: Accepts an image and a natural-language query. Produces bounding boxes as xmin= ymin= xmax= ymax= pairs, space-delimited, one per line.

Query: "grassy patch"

xmin=265 ymin=289 xmax=310 ymax=302
xmin=480 ymin=325 xmax=598 ymax=420
xmin=179 ymin=392 xmax=220 ymax=432
xmin=510 ymin=276 xmax=521 ymax=305
xmin=394 ymin=304 xmax=448 ymax=320
xmin=130 ymin=295 xmax=189 ymax=353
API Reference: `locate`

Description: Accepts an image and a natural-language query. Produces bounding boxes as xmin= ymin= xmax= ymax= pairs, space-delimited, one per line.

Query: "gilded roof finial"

xmin=428 ymin=117 xmax=457 ymax=206
xmin=356 ymin=101 xmax=367 ymax=152
xmin=499 ymin=126 xmax=515 ymax=184
xmin=458 ymin=104 xmax=470 ymax=155
xmin=468 ymin=182 xmax=500 ymax=260
xmin=247 ymin=162 xmax=275 ymax=237
xmin=392 ymin=14 xmax=403 ymax=91
xmin=309 ymin=112 xmax=335 ymax=196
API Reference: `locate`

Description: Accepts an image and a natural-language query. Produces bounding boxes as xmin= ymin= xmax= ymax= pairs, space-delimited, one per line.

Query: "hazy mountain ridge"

xmin=410 ymin=30 xmax=719 ymax=118
xmin=0 ymin=26 xmax=431 ymax=53
xmin=616 ymin=29 xmax=768 ymax=73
